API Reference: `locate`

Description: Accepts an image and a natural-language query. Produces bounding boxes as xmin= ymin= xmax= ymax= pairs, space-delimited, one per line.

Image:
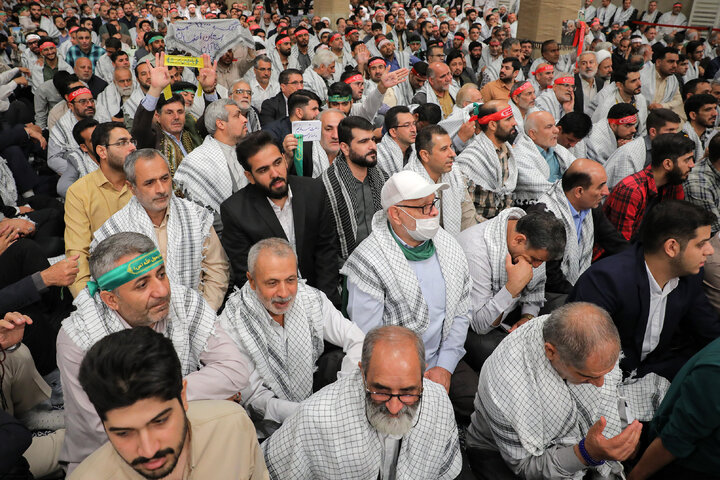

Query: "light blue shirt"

xmin=537 ymin=145 xmax=561 ymax=182
xmin=566 ymin=198 xmax=590 ymax=243
xmin=346 ymin=227 xmax=470 ymax=373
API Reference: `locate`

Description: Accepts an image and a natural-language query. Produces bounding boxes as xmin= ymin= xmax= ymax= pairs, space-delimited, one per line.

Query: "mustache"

xmin=272 ymin=295 xmax=294 ymax=304
xmin=270 ymin=176 xmax=286 ymax=187
xmin=131 ymin=447 xmax=174 ymax=466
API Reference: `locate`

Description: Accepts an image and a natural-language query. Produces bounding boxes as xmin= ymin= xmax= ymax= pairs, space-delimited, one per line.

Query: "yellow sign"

xmin=164 ymin=55 xmax=204 ymax=68
xmin=162 ymin=84 xmax=173 ymax=100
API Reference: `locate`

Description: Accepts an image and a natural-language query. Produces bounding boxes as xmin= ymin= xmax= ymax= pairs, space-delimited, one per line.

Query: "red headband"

xmin=532 ymin=65 xmax=554 ymax=75
xmin=69 ymin=26 xmax=79 ymax=33
xmin=67 ymin=87 xmax=92 ymax=102
xmin=473 ymin=106 xmax=513 ymax=124
xmin=511 ymin=81 xmax=531 ymax=97
xmin=294 ymin=28 xmax=309 ymax=36
xmin=554 ymin=76 xmax=575 ymax=85
xmin=608 ymin=114 xmax=637 ymax=125
xmin=275 ymin=36 xmax=290 ymax=45
xmin=39 ymin=41 xmax=55 ymax=50
xmin=346 ymin=28 xmax=358 ymax=36
xmin=369 ymin=58 xmax=386 ymax=67
xmin=672 ymin=2 xmax=681 ymax=6
xmin=344 ymin=73 xmax=363 ymax=84
xmin=329 ymin=33 xmax=341 ymax=42
xmin=411 ymin=67 xmax=426 ymax=77
xmin=454 ymin=34 xmax=465 ymax=40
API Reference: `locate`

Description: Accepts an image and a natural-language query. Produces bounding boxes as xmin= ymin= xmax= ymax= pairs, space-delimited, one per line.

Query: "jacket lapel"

xmin=289 ymin=177 xmax=306 ymax=256
xmin=248 ymin=184 xmax=286 ymax=239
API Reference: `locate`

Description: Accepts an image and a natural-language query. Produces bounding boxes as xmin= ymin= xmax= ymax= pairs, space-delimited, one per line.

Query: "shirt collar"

xmin=644 ymin=261 xmax=679 ymax=295
xmin=536 ymin=144 xmax=556 ymax=160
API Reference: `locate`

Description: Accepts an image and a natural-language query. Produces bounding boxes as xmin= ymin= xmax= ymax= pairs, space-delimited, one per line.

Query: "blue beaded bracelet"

xmin=579 ymin=438 xmax=605 ymax=467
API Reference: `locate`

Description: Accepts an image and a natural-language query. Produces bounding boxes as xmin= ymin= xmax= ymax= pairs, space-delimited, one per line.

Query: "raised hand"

xmin=378 ymin=68 xmax=409 ymax=94
xmin=147 ymin=52 xmax=172 ymax=96
xmin=197 ymin=53 xmax=218 ymax=94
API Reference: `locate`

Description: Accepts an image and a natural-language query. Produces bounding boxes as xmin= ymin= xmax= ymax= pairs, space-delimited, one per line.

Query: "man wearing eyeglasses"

xmin=377 ymin=105 xmax=417 ymax=175
xmin=230 ymin=79 xmax=261 ymax=133
xmin=47 ymin=85 xmax=97 ymax=180
xmin=262 ymin=325 xmax=462 ymax=479
xmin=534 ymin=74 xmax=576 ymax=122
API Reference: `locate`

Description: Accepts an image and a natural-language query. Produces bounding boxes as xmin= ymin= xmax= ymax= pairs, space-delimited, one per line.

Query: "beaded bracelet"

xmin=579 ymin=438 xmax=605 ymax=467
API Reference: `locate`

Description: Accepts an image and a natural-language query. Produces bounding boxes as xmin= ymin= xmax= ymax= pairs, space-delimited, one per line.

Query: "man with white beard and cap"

xmin=262 ymin=325 xmax=462 ymax=479
xmin=219 ymin=237 xmax=364 ymax=438
xmin=341 ymin=170 xmax=475 ymax=419
xmin=94 ymin=67 xmax=138 ymax=124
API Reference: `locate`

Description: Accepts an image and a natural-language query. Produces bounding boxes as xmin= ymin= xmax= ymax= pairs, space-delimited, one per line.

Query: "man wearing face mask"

xmin=94 ymin=67 xmax=139 ymax=124
xmin=342 ymin=170 xmax=476 ymax=420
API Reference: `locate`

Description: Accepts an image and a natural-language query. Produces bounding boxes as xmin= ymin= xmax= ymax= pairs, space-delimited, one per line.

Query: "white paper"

xmin=292 ymin=120 xmax=322 ymax=142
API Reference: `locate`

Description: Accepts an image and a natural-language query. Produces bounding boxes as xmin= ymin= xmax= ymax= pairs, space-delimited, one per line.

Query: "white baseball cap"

xmin=381 ymin=171 xmax=448 ymax=211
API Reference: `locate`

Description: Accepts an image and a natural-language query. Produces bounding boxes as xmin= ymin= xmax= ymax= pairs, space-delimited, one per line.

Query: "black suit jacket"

xmin=568 ymin=243 xmax=720 ymax=380
xmin=573 ymin=73 xmax=605 ymax=115
xmin=220 ymin=176 xmax=340 ymax=305
xmin=259 ymin=92 xmax=287 ymax=127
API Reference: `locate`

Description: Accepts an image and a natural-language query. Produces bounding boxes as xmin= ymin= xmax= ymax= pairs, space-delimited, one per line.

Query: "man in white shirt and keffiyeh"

xmin=341 ymin=170 xmax=476 ymax=421
xmin=262 ymin=325 xmax=462 ymax=480
xmin=466 ymin=302 xmax=669 ymax=480
xmin=219 ymin=238 xmax=364 ymax=438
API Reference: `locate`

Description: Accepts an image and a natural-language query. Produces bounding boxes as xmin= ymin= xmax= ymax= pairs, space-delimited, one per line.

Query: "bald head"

xmin=360 ymin=325 xmax=425 ymax=378
xmin=565 ymin=157 xmax=604 ymax=180
xmin=456 ymin=85 xmax=482 ymax=108
xmin=525 ymin=111 xmax=558 ymax=149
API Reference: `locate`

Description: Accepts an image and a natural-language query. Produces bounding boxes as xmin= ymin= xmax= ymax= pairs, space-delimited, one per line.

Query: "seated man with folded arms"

xmin=219 ymin=238 xmax=364 ymax=437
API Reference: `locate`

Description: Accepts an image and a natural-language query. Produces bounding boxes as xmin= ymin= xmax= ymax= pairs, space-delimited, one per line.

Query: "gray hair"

xmin=247 ymin=237 xmax=296 ymax=278
xmin=231 ymin=78 xmax=250 ymax=92
xmin=312 ymin=48 xmax=336 ymax=68
xmin=89 ymin=232 xmax=157 ymax=283
xmin=204 ymin=98 xmax=239 ymax=135
xmin=577 ymin=51 xmax=597 ymax=62
xmin=501 ymin=37 xmax=519 ymax=53
xmin=124 ymin=148 xmax=168 ymax=186
xmin=594 ymin=41 xmax=613 ymax=52
xmin=318 ymin=108 xmax=346 ymax=121
xmin=543 ymin=302 xmax=620 ymax=369
xmin=253 ymin=55 xmax=271 ymax=68
xmin=515 ymin=210 xmax=567 ymax=260
xmin=361 ymin=325 xmax=425 ymax=377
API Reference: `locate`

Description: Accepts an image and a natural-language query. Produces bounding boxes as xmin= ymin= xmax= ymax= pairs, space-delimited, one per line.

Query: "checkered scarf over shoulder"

xmin=219 ymin=281 xmax=325 ymax=403
xmin=513 ymin=133 xmax=576 ymax=205
xmin=262 ymin=369 xmax=462 ymax=480
xmin=377 ymin=133 xmax=413 ymax=176
xmin=537 ymin=181 xmax=594 ymax=285
xmin=455 ymin=131 xmax=518 ymax=199
xmin=340 ymin=210 xmax=470 ymax=341
xmin=321 ymin=152 xmax=386 ymax=263
xmin=91 ymin=195 xmax=212 ymax=291
xmin=484 ymin=207 xmax=546 ymax=304
xmin=478 ymin=316 xmax=668 ymax=479
xmin=62 ymin=284 xmax=216 ymax=376
xmin=0 ymin=156 xmax=17 ymax=207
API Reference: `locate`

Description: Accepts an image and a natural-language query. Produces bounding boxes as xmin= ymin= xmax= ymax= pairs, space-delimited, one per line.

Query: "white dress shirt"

xmin=641 ymin=262 xmax=679 ymax=361
xmin=268 ymin=186 xmax=296 ymax=250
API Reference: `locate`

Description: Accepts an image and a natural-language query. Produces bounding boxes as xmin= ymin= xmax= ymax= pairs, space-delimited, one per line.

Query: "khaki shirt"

xmin=64 ymin=168 xmax=133 ymax=297
xmin=480 ymin=79 xmax=511 ymax=102
xmin=69 ymin=400 xmax=269 ymax=480
xmin=653 ymin=70 xmax=686 ymax=121
xmin=437 ymin=90 xmax=454 ymax=118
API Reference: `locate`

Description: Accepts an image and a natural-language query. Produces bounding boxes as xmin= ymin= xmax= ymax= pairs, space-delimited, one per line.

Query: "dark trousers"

xmin=466 ymin=446 xmax=519 ymax=480
xmin=449 ymin=360 xmax=478 ymax=427
xmin=464 ymin=328 xmax=508 ymax=373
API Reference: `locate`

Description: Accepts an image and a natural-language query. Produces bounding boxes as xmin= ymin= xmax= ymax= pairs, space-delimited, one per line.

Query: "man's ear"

xmin=100 ymin=290 xmax=119 ymax=311
xmin=180 ymin=379 xmax=189 ymax=411
xmin=246 ymin=271 xmax=256 ymax=289
xmin=339 ymin=141 xmax=350 ymax=158
xmin=664 ymin=238 xmax=681 ymax=259
xmin=544 ymin=342 xmax=557 ymax=361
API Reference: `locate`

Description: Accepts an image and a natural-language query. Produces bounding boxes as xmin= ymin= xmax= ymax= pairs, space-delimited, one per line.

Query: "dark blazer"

xmin=573 ymin=73 xmax=605 ymax=115
xmin=220 ymin=175 xmax=340 ymax=305
xmin=265 ymin=116 xmax=314 ymax=177
xmin=568 ymin=243 xmax=720 ymax=380
xmin=259 ymin=92 xmax=287 ymax=127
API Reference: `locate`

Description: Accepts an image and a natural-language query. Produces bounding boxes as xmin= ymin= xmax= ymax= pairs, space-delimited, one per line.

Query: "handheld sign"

xmin=292 ymin=120 xmax=322 ymax=142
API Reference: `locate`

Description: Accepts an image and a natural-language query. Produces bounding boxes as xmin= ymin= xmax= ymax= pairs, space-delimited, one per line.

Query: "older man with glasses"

xmin=48 ymin=86 xmax=97 ymax=181
xmin=231 ymin=79 xmax=261 ymax=133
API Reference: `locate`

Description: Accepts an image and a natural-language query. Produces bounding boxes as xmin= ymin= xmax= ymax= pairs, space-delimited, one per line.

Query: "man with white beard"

xmin=262 ymin=325 xmax=462 ymax=479
xmin=574 ymin=52 xmax=602 ymax=116
xmin=230 ymin=79 xmax=262 ymax=133
xmin=94 ymin=67 xmax=138 ymax=124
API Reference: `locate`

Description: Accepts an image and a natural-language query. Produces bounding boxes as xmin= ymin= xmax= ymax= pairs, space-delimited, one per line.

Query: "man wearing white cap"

xmin=341 ymin=170 xmax=474 ymax=415
xmin=20 ymin=34 xmax=42 ymax=70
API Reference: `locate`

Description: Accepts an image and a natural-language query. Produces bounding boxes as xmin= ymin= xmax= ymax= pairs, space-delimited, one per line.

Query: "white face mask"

xmin=399 ymin=207 xmax=439 ymax=241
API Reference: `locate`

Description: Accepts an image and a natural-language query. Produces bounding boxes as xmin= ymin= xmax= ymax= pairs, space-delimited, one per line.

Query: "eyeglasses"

xmin=73 ymin=98 xmax=95 ymax=106
xmin=396 ymin=197 xmax=439 ymax=215
xmin=105 ymin=138 xmax=137 ymax=148
xmin=556 ymin=84 xmax=576 ymax=91
xmin=285 ymin=80 xmax=304 ymax=86
xmin=393 ymin=121 xmax=417 ymax=129
xmin=366 ymin=389 xmax=423 ymax=405
xmin=233 ymin=88 xmax=252 ymax=95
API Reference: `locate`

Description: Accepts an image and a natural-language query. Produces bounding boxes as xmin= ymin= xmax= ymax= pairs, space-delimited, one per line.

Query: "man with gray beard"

xmin=94 ymin=67 xmax=138 ymax=124
xmin=230 ymin=79 xmax=262 ymax=133
xmin=262 ymin=325 xmax=462 ymax=479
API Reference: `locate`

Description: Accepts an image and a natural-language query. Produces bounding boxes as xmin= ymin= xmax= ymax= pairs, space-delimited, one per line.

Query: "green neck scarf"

xmin=389 ymin=222 xmax=436 ymax=261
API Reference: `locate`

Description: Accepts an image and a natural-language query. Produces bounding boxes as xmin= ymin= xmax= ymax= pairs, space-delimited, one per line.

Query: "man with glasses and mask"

xmin=221 ymin=131 xmax=340 ymax=305
xmin=65 ymin=122 xmax=137 ymax=297
xmin=263 ymin=325 xmax=462 ymax=479
xmin=342 ymin=171 xmax=475 ymax=420
xmin=48 ymin=85 xmax=97 ymax=180
xmin=70 ymin=322 xmax=267 ymax=478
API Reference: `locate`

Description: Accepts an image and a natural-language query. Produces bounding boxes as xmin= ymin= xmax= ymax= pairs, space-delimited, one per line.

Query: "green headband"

xmin=87 ymin=249 xmax=164 ymax=297
xmin=328 ymin=95 xmax=351 ymax=103
xmin=148 ymin=35 xmax=164 ymax=44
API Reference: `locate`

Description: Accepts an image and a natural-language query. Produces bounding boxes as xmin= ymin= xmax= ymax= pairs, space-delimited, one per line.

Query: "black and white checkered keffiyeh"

xmin=48 ymin=109 xmax=79 ymax=170
xmin=340 ymin=211 xmax=470 ymax=341
xmin=91 ymin=195 xmax=212 ymax=291
xmin=377 ymin=133 xmax=414 ymax=176
xmin=0 ymin=156 xmax=17 ymax=207
xmin=513 ymin=134 xmax=576 ymax=205
xmin=62 ymin=284 xmax=216 ymax=376
xmin=537 ymin=181 xmax=594 ymax=285
xmin=405 ymin=153 xmax=465 ymax=237
xmin=483 ymin=207 xmax=546 ymax=305
xmin=604 ymin=136 xmax=647 ymax=189
xmin=478 ymin=316 xmax=669 ymax=479
xmin=262 ymin=369 xmax=462 ymax=480
xmin=586 ymin=121 xmax=619 ymax=166
xmin=640 ymin=62 xmax=678 ymax=105
xmin=311 ymin=141 xmax=330 ymax=178
xmin=219 ymin=281 xmax=325 ymax=403
xmin=321 ymin=153 xmax=386 ymax=263
xmin=174 ymin=135 xmax=247 ymax=215
xmin=455 ymin=131 xmax=518 ymax=199
xmin=66 ymin=150 xmax=99 ymax=178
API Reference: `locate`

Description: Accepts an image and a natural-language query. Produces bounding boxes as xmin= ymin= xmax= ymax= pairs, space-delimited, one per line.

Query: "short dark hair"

xmin=650 ymin=132 xmax=696 ymax=167
xmin=474 ymin=103 xmax=501 ymax=132
xmin=79 ymin=327 xmax=183 ymax=421
xmin=611 ymin=63 xmax=641 ymax=84
xmin=682 ymin=78 xmax=711 ymax=99
xmin=72 ymin=118 xmax=99 ymax=146
xmin=540 ymin=39 xmax=557 ymax=54
xmin=371 ymin=22 xmax=383 ymax=31
xmin=641 ymin=200 xmax=716 ymax=253
xmin=91 ymin=121 xmax=126 ymax=158
xmin=328 ymin=81 xmax=353 ymax=99
xmin=415 ymin=124 xmax=449 ymax=155
xmin=384 ymin=105 xmax=412 ymax=131
xmin=645 ymin=108 xmax=681 ymax=134
xmin=446 ymin=49 xmax=464 ymax=65
xmin=110 ymin=50 xmax=129 ymax=63
xmin=607 ymin=102 xmax=638 ymax=120
xmin=684 ymin=93 xmax=717 ymax=119
xmin=236 ymin=131 xmax=278 ymax=171
xmin=414 ymin=103 xmax=442 ymax=125
xmin=340 ymin=69 xmax=362 ymax=83
xmin=53 ymin=71 xmax=77 ymax=96
xmin=156 ymin=92 xmax=185 ymax=113
xmin=709 ymin=134 xmax=720 ymax=164
xmin=287 ymin=89 xmax=320 ymax=116
xmin=562 ymin=169 xmax=593 ymax=192
xmin=278 ymin=68 xmax=302 ymax=85
xmin=515 ymin=211 xmax=567 ymax=260
xmin=501 ymin=56 xmax=521 ymax=71
xmin=652 ymin=46 xmax=678 ymax=63
xmin=104 ymin=36 xmax=121 ymax=50
xmin=685 ymin=40 xmax=704 ymax=56
xmin=338 ymin=115 xmax=374 ymax=146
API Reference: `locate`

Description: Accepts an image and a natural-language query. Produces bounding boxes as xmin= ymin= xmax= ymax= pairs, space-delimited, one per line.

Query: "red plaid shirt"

xmin=604 ymin=165 xmax=685 ymax=241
